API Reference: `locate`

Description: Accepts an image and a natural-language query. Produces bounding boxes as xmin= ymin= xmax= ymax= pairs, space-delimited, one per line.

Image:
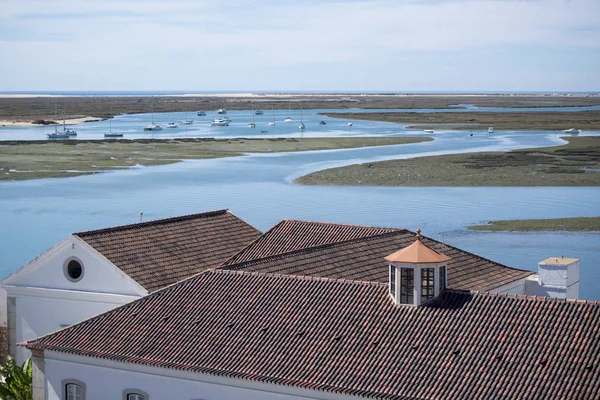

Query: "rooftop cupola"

xmin=386 ymin=229 xmax=451 ymax=306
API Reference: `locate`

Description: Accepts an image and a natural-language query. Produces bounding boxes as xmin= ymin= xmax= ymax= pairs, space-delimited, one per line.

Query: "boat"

xmin=319 ymin=120 xmax=327 ymax=125
xmin=563 ymin=128 xmax=581 ymax=134
xmin=144 ymin=97 xmax=162 ymax=131
xmin=197 ymin=111 xmax=206 ymax=117
xmin=424 ymin=129 xmax=434 ymax=133
xmin=260 ymin=130 xmax=268 ymax=133
xmin=298 ymin=105 xmax=305 ymax=131
xmin=210 ymin=118 xmax=229 ymax=126
xmin=166 ymin=122 xmax=178 ymax=128
xmin=347 ymin=122 xmax=353 ymax=127
xmin=104 ymin=108 xmax=123 ymax=138
xmin=488 ymin=127 xmax=494 ymax=133
xmin=217 ymin=108 xmax=227 ymax=114
xmin=255 ymin=110 xmax=263 ymax=115
xmin=249 ymin=107 xmax=256 ymax=128
xmin=268 ymin=105 xmax=276 ymax=126
xmin=179 ymin=112 xmax=193 ymax=125
xmin=47 ymin=107 xmax=73 ymax=139
xmin=284 ymin=102 xmax=292 ymax=122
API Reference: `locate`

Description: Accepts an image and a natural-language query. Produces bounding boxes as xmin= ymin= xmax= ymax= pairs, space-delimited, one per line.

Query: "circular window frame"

xmin=63 ymin=256 xmax=85 ymax=282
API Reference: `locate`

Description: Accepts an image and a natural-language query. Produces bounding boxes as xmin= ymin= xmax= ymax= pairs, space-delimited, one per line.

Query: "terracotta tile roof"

xmin=385 ymin=235 xmax=451 ymax=264
xmin=76 ymin=210 xmax=261 ymax=292
xmin=25 ymin=270 xmax=600 ymax=400
xmin=222 ymin=219 xmax=398 ymax=266
xmin=222 ymin=224 xmax=532 ymax=292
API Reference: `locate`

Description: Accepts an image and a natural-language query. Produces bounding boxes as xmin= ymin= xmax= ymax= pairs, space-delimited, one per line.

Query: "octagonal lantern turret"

xmin=386 ymin=229 xmax=451 ymax=306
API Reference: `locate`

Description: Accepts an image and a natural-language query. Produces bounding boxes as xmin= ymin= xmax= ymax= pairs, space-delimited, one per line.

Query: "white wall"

xmin=493 ymin=278 xmax=526 ymax=295
xmin=2 ymin=236 xmax=146 ymax=363
xmin=42 ymin=352 xmax=358 ymax=400
xmin=4 ymin=236 xmax=144 ymax=296
xmin=13 ymin=291 xmax=138 ymax=363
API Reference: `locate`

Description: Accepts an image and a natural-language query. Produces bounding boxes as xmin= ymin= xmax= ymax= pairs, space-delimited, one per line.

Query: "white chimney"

xmin=537 ymin=257 xmax=580 ymax=299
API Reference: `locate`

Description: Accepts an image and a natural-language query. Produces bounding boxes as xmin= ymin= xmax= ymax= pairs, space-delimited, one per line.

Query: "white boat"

xmin=166 ymin=122 xmax=178 ymax=128
xmin=249 ymin=107 xmax=256 ymax=128
xmin=47 ymin=107 xmax=74 ymax=139
xmin=284 ymin=102 xmax=292 ymax=122
xmin=268 ymin=105 xmax=276 ymax=126
xmin=255 ymin=110 xmax=263 ymax=115
xmin=144 ymin=97 xmax=162 ymax=131
xmin=179 ymin=113 xmax=193 ymax=125
xmin=197 ymin=111 xmax=206 ymax=117
xmin=210 ymin=118 xmax=229 ymax=126
xmin=319 ymin=120 xmax=327 ymax=125
xmin=424 ymin=129 xmax=434 ymax=133
xmin=104 ymin=109 xmax=123 ymax=138
xmin=217 ymin=108 xmax=227 ymax=114
xmin=298 ymin=105 xmax=305 ymax=131
xmin=563 ymin=128 xmax=581 ymax=134
xmin=488 ymin=127 xmax=494 ymax=133
xmin=347 ymin=122 xmax=353 ymax=127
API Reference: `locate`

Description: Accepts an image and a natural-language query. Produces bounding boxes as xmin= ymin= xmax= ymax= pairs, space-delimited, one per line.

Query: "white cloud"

xmin=0 ymin=0 xmax=598 ymax=90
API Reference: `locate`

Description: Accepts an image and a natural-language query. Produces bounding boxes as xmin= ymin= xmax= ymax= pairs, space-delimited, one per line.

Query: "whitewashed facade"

xmin=2 ymin=235 xmax=146 ymax=363
xmin=35 ymin=350 xmax=354 ymax=400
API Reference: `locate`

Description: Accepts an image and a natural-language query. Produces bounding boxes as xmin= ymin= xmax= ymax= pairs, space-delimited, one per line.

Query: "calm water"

xmin=1 ymin=112 xmax=599 ymax=299
xmin=2 ymin=105 xmax=600 ymax=141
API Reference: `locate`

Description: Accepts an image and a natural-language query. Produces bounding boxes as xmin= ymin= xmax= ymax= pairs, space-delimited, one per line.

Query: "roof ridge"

xmin=468 ymin=289 xmax=600 ymax=305
xmin=220 ymin=220 xmax=287 ymax=266
xmin=281 ymin=218 xmax=401 ymax=232
xmin=75 ymin=209 xmax=229 ymax=237
xmin=209 ymin=268 xmax=388 ymax=287
xmin=221 ymin=229 xmax=409 ymax=270
xmin=408 ymin=230 xmax=533 ymax=276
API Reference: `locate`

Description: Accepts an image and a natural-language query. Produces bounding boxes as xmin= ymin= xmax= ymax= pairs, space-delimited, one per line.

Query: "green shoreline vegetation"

xmin=1 ymin=94 xmax=600 ymax=123
xmin=468 ymin=217 xmax=600 ymax=232
xmin=0 ymin=136 xmax=431 ymax=181
xmin=295 ymin=137 xmax=600 ymax=187
xmin=319 ymin=110 xmax=600 ymax=131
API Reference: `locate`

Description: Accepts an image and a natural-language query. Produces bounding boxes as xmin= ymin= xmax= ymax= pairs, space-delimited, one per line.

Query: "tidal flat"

xmin=296 ymin=137 xmax=600 ymax=187
xmin=0 ymin=136 xmax=431 ymax=181
xmin=468 ymin=217 xmax=600 ymax=232
xmin=320 ymin=110 xmax=600 ymax=131
xmin=2 ymin=94 xmax=600 ymax=124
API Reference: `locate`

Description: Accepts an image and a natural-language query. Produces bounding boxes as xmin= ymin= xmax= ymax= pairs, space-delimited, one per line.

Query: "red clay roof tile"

xmin=25 ymin=270 xmax=600 ymax=400
xmin=76 ymin=210 xmax=261 ymax=292
xmin=222 ymin=222 xmax=532 ymax=292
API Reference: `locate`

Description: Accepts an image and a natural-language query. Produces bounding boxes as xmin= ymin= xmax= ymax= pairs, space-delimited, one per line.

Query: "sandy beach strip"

xmin=0 ymin=116 xmax=103 ymax=127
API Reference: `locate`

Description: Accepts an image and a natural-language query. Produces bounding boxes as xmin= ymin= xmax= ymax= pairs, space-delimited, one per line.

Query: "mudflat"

xmin=0 ymin=136 xmax=431 ymax=181
xmin=295 ymin=137 xmax=600 ymax=187
xmin=1 ymin=94 xmax=600 ymax=124
xmin=320 ymin=110 xmax=600 ymax=131
xmin=468 ymin=217 xmax=600 ymax=232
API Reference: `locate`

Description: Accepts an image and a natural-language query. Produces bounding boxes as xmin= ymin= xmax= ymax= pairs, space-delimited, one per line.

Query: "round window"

xmin=64 ymin=258 xmax=84 ymax=282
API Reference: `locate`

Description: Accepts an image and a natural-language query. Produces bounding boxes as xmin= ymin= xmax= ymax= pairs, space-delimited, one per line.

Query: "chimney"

xmin=537 ymin=257 xmax=580 ymax=299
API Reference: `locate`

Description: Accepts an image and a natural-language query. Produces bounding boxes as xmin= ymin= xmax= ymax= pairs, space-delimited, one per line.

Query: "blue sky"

xmin=1 ymin=0 xmax=599 ymax=92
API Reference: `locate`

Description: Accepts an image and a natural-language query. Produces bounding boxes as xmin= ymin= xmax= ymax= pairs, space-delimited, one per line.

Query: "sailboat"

xmin=179 ymin=112 xmax=193 ymax=125
xmin=104 ymin=108 xmax=123 ymax=138
xmin=298 ymin=105 xmax=305 ymax=131
xmin=284 ymin=102 xmax=293 ymax=123
xmin=249 ymin=107 xmax=256 ymax=128
xmin=47 ymin=105 xmax=70 ymax=139
xmin=268 ymin=105 xmax=276 ymax=126
xmin=144 ymin=97 xmax=162 ymax=131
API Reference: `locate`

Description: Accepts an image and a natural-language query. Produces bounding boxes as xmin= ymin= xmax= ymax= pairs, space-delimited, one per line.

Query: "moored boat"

xmin=563 ymin=128 xmax=580 ymax=134
xmin=488 ymin=127 xmax=494 ymax=133
xmin=424 ymin=129 xmax=434 ymax=133
xmin=167 ymin=122 xmax=178 ymax=128
xmin=197 ymin=111 xmax=206 ymax=117
xmin=210 ymin=118 xmax=229 ymax=126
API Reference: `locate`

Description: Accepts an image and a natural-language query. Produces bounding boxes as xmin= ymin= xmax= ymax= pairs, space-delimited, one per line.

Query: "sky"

xmin=1 ymin=0 xmax=599 ymax=92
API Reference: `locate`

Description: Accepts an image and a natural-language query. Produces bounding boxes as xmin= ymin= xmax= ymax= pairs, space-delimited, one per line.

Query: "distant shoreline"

xmin=468 ymin=217 xmax=600 ymax=232
xmin=1 ymin=94 xmax=600 ymax=125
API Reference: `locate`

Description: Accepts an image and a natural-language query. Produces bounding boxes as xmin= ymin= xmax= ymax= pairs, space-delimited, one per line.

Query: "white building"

xmin=23 ymin=226 xmax=596 ymax=400
xmin=1 ymin=210 xmax=261 ymax=363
